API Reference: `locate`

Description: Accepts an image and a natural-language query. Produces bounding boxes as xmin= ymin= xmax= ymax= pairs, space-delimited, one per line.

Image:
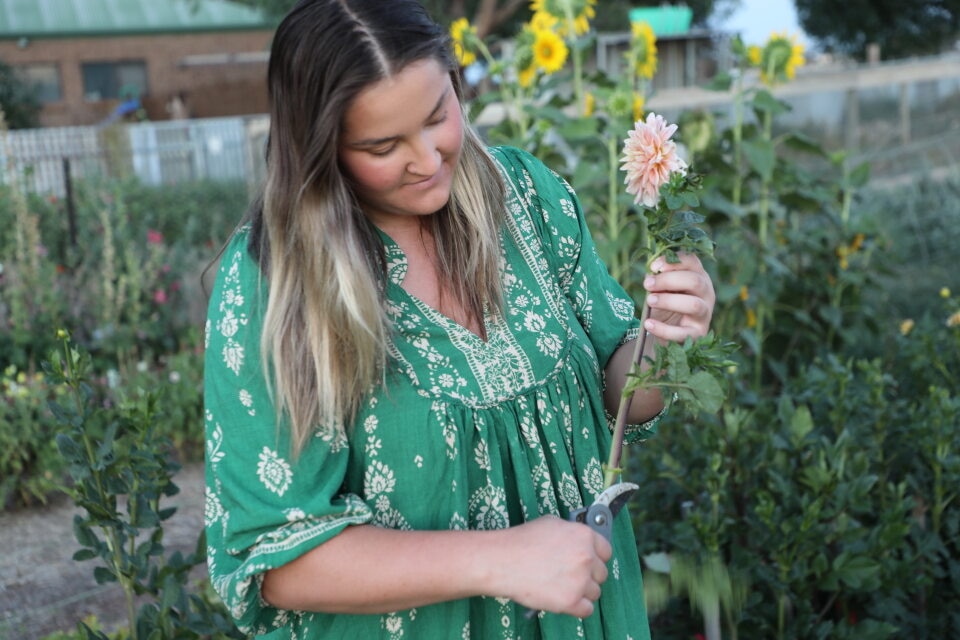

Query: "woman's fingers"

xmin=643 ymin=252 xmax=716 ymax=341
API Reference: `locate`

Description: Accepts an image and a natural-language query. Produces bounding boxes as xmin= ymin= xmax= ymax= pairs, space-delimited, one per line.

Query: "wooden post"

xmin=899 ymin=82 xmax=911 ymax=146
xmin=62 ymin=157 xmax=77 ymax=250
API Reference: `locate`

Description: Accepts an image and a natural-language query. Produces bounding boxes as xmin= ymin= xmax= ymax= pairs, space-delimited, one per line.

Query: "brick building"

xmin=0 ymin=0 xmax=275 ymax=127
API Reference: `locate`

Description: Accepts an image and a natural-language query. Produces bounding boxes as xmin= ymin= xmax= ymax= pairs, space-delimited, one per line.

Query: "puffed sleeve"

xmin=492 ymin=146 xmax=665 ymax=442
xmin=202 ymin=227 xmax=373 ymax=635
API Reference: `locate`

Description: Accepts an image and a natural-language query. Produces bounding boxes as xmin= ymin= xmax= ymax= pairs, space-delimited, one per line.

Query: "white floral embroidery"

xmin=469 ymin=484 xmax=509 ymax=530
xmin=449 ymin=512 xmax=467 ymax=530
xmin=559 ymin=472 xmax=582 ymax=511
xmin=383 ymin=613 xmax=405 ymax=639
xmin=606 ymin=289 xmax=636 ymax=321
xmin=218 ymin=309 xmax=239 ymax=338
xmin=284 ymin=508 xmax=306 ymax=522
xmin=365 ymin=460 xmax=396 ymax=496
xmin=222 ymin=341 xmax=244 ymax=375
xmin=582 ymin=458 xmax=604 ymax=499
xmin=537 ymin=333 xmax=563 ymax=358
xmin=257 ymin=447 xmax=292 ymax=496
xmin=474 ymin=439 xmax=491 ymax=471
xmin=204 ymin=486 xmax=223 ymax=526
xmin=523 ymin=310 xmax=546 ymax=333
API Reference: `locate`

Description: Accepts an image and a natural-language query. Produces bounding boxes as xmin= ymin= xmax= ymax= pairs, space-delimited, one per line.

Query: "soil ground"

xmin=0 ymin=463 xmax=206 ymax=640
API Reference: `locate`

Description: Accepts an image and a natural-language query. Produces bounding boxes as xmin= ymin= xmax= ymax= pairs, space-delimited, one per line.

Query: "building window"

xmin=16 ymin=63 xmax=62 ymax=103
xmin=82 ymin=61 xmax=148 ymax=101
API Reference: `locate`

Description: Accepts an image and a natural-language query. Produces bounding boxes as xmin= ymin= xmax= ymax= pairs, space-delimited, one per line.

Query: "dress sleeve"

xmin=492 ymin=146 xmax=665 ymax=443
xmin=203 ymin=228 xmax=373 ymax=634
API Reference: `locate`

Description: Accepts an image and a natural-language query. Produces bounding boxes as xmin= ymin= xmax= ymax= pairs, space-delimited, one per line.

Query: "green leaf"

xmin=72 ymin=548 xmax=98 ymax=562
xmin=751 ymin=89 xmax=790 ymax=116
xmin=705 ymin=72 xmax=733 ymax=92
xmin=848 ymin=161 xmax=871 ymax=188
xmin=742 ymin=139 xmax=776 ymax=182
xmin=790 ymin=404 xmax=814 ymax=443
xmin=782 ymin=132 xmax=828 ymax=157
xmin=72 ymin=515 xmax=99 ymax=548
xmin=686 ymin=370 xmax=726 ymax=414
xmin=93 ymin=566 xmax=118 ymax=585
xmin=831 ymin=553 xmax=881 ymax=589
xmin=642 ymin=552 xmax=672 ymax=574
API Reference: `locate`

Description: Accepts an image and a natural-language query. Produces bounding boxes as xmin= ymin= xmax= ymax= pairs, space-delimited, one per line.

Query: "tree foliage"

xmin=795 ymin=0 xmax=960 ymax=60
xmin=225 ymin=0 xmax=741 ymax=38
xmin=0 ymin=60 xmax=40 ymax=129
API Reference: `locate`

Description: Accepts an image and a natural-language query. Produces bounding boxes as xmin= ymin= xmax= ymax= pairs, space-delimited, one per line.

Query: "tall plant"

xmin=45 ymin=331 xmax=242 ymax=640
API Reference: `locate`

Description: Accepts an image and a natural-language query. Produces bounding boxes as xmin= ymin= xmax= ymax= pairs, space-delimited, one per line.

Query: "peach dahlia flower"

xmin=620 ymin=112 xmax=687 ymax=208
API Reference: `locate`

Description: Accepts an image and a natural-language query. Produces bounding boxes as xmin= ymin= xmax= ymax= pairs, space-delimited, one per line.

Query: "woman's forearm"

xmin=602 ymin=338 xmax=665 ymax=423
xmin=261 ymin=524 xmax=501 ymax=614
xmin=261 ymin=517 xmax=610 ymax=618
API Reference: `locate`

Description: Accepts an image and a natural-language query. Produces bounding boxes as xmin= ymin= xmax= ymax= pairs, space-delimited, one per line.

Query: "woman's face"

xmin=338 ymin=58 xmax=464 ymax=229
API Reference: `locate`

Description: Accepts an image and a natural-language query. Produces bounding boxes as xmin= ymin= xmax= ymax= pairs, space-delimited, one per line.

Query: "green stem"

xmin=476 ymin=40 xmax=528 ymax=141
xmin=604 ymin=304 xmax=652 ymax=488
xmin=606 ymin=133 xmax=623 ymax=281
xmin=732 ymin=72 xmax=745 ymax=210
xmin=563 ymin=9 xmax=584 ymax=112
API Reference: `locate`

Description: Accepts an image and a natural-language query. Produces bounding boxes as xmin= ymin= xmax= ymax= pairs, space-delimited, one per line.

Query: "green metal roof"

xmin=0 ymin=0 xmax=275 ymax=39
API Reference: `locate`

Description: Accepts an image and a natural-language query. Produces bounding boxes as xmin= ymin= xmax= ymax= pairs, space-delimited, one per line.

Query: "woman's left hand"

xmin=641 ymin=253 xmax=715 ymax=344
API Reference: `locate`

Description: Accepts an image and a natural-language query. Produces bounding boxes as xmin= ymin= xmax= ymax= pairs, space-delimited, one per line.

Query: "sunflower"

xmin=632 ymin=93 xmax=646 ymax=122
xmin=583 ymin=91 xmax=596 ymax=117
xmin=628 ymin=21 xmax=658 ymax=80
xmin=530 ymin=0 xmax=596 ymax=36
xmin=449 ymin=17 xmax=477 ymax=67
xmin=528 ymin=9 xmax=559 ymax=34
xmin=532 ymin=29 xmax=568 ymax=74
xmin=518 ymin=64 xmax=537 ymax=88
xmin=758 ymin=32 xmax=805 ymax=85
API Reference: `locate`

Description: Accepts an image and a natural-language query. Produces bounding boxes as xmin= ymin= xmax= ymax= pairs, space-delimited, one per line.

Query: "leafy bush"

xmin=43 ymin=334 xmax=242 ymax=640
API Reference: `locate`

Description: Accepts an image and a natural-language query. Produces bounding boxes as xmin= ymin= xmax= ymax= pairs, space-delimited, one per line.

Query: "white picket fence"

xmin=0 ymin=115 xmax=270 ymax=197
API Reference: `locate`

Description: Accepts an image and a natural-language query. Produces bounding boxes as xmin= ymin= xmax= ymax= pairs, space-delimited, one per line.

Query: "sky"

xmin=717 ymin=0 xmax=812 ymax=48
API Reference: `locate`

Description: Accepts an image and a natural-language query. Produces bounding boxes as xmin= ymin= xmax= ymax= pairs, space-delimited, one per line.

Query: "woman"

xmin=203 ymin=0 xmax=716 ymax=637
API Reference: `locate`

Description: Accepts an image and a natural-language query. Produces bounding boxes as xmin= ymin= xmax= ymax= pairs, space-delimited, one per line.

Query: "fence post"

xmin=62 ymin=156 xmax=77 ymax=250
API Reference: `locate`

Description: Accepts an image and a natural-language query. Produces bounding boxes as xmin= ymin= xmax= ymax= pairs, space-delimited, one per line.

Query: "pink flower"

xmin=147 ymin=229 xmax=164 ymax=245
xmin=620 ymin=112 xmax=687 ymax=208
xmin=153 ymin=289 xmax=168 ymax=304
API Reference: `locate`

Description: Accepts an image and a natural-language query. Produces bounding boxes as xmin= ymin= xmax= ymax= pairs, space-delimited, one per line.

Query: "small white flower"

xmin=523 ymin=310 xmax=546 ymax=333
xmin=364 ymin=460 xmax=396 ymax=496
xmin=219 ymin=309 xmax=239 ymax=338
xmin=222 ymin=341 xmax=245 ymax=375
xmin=257 ymin=447 xmax=293 ymax=496
xmin=284 ymin=508 xmax=306 ymax=522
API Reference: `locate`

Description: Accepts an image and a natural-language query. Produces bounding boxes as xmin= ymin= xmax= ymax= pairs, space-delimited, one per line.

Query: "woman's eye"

xmin=369 ymin=145 xmax=395 ymax=156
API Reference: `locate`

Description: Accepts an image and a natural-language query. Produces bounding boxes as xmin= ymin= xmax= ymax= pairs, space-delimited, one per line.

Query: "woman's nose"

xmin=407 ymin=134 xmax=441 ymax=176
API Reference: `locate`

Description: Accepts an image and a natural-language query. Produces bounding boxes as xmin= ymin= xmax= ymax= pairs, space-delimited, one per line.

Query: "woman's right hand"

xmin=490 ymin=516 xmax=612 ymax=618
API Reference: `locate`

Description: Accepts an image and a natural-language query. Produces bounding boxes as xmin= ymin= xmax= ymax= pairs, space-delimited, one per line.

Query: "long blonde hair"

xmin=250 ymin=0 xmax=505 ymax=453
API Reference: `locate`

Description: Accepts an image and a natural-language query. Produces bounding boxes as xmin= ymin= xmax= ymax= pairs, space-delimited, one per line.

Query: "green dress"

xmin=204 ymin=146 xmax=661 ymax=639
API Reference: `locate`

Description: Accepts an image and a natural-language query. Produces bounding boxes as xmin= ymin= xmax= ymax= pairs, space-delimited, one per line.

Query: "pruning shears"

xmin=524 ymin=482 xmax=638 ymax=619
xmin=567 ymin=482 xmax=638 ymax=541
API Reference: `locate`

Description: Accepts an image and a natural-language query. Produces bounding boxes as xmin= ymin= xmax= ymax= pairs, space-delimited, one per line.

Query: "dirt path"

xmin=0 ymin=463 xmax=206 ymax=640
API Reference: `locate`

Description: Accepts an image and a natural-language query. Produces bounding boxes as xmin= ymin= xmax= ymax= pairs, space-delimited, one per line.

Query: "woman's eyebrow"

xmin=347 ymin=87 xmax=450 ymax=148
